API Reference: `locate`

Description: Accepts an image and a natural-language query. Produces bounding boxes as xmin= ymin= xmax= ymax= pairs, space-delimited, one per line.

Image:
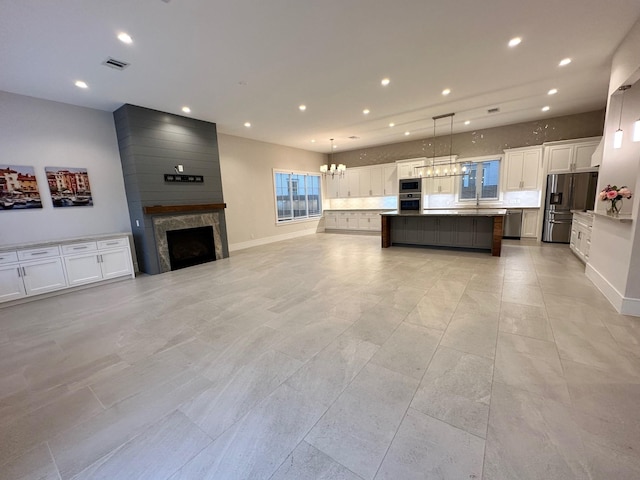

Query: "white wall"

xmin=217 ymin=133 xmax=326 ymax=250
xmin=0 ymin=91 xmax=131 ymax=246
xmin=586 ymin=19 xmax=640 ymax=315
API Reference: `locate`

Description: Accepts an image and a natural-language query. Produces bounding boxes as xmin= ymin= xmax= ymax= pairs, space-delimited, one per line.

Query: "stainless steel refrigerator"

xmin=542 ymin=172 xmax=598 ymax=243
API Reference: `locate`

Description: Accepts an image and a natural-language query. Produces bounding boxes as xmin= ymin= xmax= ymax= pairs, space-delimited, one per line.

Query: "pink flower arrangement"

xmin=599 ymin=184 xmax=632 ymax=215
xmin=599 ymin=184 xmax=633 ymax=201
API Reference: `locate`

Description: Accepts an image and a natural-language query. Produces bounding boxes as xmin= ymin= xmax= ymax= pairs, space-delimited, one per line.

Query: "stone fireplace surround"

xmin=152 ymin=212 xmax=224 ymax=273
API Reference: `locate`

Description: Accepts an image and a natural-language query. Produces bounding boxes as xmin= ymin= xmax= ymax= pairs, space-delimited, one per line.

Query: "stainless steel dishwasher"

xmin=503 ymin=209 xmax=523 ymax=239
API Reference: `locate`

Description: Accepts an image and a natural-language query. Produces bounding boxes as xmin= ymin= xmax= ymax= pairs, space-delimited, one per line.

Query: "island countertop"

xmin=381 ymin=208 xmax=507 ymax=217
xmin=381 ymin=209 xmax=505 ymax=255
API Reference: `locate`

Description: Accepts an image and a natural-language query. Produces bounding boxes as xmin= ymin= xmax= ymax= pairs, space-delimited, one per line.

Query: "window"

xmin=274 ymin=171 xmax=322 ymax=222
xmin=459 ymin=158 xmax=500 ymax=201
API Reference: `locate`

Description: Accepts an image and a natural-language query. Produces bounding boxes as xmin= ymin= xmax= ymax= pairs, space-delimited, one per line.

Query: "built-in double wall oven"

xmin=398 ymin=178 xmax=422 ymax=213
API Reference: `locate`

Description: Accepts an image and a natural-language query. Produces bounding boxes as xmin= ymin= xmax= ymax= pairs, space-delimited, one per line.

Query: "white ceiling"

xmin=2 ymin=0 xmax=640 ymax=153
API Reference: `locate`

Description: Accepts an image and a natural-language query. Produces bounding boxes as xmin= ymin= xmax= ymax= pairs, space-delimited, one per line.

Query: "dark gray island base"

xmin=381 ymin=209 xmax=507 ymax=256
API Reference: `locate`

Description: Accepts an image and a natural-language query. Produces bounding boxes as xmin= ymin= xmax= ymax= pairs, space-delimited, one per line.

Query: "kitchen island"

xmin=381 ymin=209 xmax=507 ymax=256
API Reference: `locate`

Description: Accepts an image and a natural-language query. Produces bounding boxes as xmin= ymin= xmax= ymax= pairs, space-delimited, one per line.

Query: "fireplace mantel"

xmin=143 ymin=203 xmax=226 ymax=215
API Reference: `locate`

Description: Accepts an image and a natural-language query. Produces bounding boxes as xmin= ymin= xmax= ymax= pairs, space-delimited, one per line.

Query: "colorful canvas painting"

xmin=0 ymin=165 xmax=43 ymax=210
xmin=45 ymin=167 xmax=93 ymax=207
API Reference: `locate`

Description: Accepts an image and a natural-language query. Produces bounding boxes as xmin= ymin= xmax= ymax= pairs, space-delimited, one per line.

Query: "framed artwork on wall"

xmin=0 ymin=164 xmax=43 ymax=210
xmin=45 ymin=167 xmax=93 ymax=207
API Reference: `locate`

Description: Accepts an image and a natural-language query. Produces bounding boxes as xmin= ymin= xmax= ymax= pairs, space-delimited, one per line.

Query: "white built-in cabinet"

xmin=521 ymin=210 xmax=540 ymax=238
xmin=0 ymin=235 xmax=134 ymax=304
xmin=63 ymin=238 xmax=133 ymax=286
xmin=341 ymin=170 xmax=361 ymax=197
xmin=324 ymin=163 xmax=397 ymax=199
xmin=426 ymin=176 xmax=454 ymax=194
xmin=570 ymin=213 xmax=593 ymax=263
xmin=0 ymin=247 xmax=67 ymax=302
xmin=544 ymin=138 xmax=601 ymax=174
xmin=383 ymin=165 xmax=397 ymax=196
xmin=359 ymin=166 xmax=384 ymax=197
xmin=504 ymin=146 xmax=542 ymax=191
xmin=324 ymin=210 xmax=384 ymax=232
xmin=396 ymin=158 xmax=426 ymax=179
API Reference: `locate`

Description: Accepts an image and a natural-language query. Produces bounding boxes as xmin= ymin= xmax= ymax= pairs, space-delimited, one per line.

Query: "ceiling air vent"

xmin=487 ymin=107 xmax=500 ymax=114
xmin=102 ymin=57 xmax=130 ymax=70
xmin=348 ymin=136 xmax=360 ymax=140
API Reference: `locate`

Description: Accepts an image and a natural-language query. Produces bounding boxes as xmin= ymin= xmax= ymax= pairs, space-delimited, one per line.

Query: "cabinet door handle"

xmin=22 ymin=267 xmax=26 ymax=276
xmin=73 ymin=246 xmax=88 ymax=250
xmin=30 ymin=251 xmax=47 ymax=256
xmin=105 ymin=242 xmax=118 ymax=246
xmin=17 ymin=267 xmax=21 ymax=278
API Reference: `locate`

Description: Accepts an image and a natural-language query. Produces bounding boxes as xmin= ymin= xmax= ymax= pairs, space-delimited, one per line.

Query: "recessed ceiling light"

xmin=181 ymin=106 xmax=191 ymax=113
xmin=381 ymin=78 xmax=390 ymax=86
xmin=464 ymin=120 xmax=471 ymax=125
xmin=244 ymin=122 xmax=251 ymax=127
xmin=548 ymin=88 xmax=558 ymax=95
xmin=311 ymin=139 xmax=316 ymax=143
xmin=508 ymin=37 xmax=522 ymax=47
xmin=299 ymin=105 xmax=306 ymax=111
xmin=542 ymin=106 xmax=550 ymax=112
xmin=117 ymin=32 xmax=133 ymax=44
xmin=442 ymin=88 xmax=451 ymax=96
xmin=363 ymin=109 xmax=370 ymax=115
xmin=404 ymin=131 xmax=410 ymax=136
xmin=389 ymin=122 xmax=395 ymax=127
xmin=559 ymin=58 xmax=572 ymax=66
xmin=74 ymin=80 xmax=88 ymax=89
xmin=333 ymin=144 xmax=338 ymax=149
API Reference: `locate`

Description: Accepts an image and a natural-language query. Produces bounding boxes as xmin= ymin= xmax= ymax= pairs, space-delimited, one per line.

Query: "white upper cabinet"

xmin=427 ymin=175 xmax=454 ymax=194
xmin=383 ymin=165 xmax=397 ymax=196
xmin=359 ymin=166 xmax=384 ymax=196
xmin=544 ymin=138 xmax=601 ymax=174
xmin=325 ymin=174 xmax=341 ymax=199
xmin=324 ymin=163 xmax=397 ymax=198
xmin=504 ymin=147 xmax=542 ymax=191
xmin=396 ymin=158 xmax=426 ymax=179
xmin=341 ymin=169 xmax=360 ymax=197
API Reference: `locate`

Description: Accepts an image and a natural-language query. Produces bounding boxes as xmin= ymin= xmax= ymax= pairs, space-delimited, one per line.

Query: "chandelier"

xmin=320 ymin=138 xmax=346 ymax=178
xmin=418 ymin=113 xmax=470 ymax=177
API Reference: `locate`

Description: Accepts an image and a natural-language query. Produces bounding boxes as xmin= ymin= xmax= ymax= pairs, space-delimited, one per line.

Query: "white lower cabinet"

xmin=0 ymin=235 xmax=134 ymax=304
xmin=570 ymin=214 xmax=593 ymax=263
xmin=324 ymin=211 xmax=384 ymax=232
xmin=0 ymin=264 xmax=27 ymax=302
xmin=0 ymin=257 xmax=67 ymax=302
xmin=100 ymin=249 xmax=134 ymax=279
xmin=521 ymin=210 xmax=540 ymax=238
xmin=64 ymin=253 xmax=103 ymax=286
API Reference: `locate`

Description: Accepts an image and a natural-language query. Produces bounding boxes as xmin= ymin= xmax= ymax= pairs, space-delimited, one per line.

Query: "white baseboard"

xmin=585 ymin=263 xmax=640 ymax=316
xmin=229 ymin=228 xmax=319 ymax=252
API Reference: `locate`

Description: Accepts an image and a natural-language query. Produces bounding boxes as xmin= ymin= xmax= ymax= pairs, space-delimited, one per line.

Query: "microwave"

xmin=399 ymin=178 xmax=422 ymax=194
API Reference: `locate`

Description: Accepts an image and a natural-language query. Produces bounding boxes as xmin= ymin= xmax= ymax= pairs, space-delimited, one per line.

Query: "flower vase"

xmin=607 ymin=200 xmax=621 ymax=217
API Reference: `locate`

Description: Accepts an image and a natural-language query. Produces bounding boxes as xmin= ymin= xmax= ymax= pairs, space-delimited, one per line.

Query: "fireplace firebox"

xmin=166 ymin=226 xmax=215 ymax=271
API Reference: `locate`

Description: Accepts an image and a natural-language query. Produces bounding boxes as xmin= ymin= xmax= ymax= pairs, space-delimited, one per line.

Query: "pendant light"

xmin=418 ymin=112 xmax=467 ymax=178
xmin=320 ymin=139 xmax=346 ymax=178
xmin=613 ymin=85 xmax=631 ymax=149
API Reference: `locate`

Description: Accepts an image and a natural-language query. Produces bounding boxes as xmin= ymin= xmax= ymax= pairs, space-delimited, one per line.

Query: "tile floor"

xmin=1 ymin=234 xmax=639 ymax=480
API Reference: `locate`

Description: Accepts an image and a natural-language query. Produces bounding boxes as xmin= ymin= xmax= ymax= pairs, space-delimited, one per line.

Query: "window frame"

xmin=457 ymin=155 xmax=502 ymax=203
xmin=273 ymin=169 xmax=323 ymax=224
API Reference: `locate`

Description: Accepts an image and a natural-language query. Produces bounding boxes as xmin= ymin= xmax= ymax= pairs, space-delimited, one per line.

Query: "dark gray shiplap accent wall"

xmin=113 ymin=104 xmax=228 ymax=274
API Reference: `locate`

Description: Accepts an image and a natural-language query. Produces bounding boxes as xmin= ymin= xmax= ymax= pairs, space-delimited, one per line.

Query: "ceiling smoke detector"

xmin=102 ymin=57 xmax=130 ymax=70
xmin=487 ymin=107 xmax=500 ymax=114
